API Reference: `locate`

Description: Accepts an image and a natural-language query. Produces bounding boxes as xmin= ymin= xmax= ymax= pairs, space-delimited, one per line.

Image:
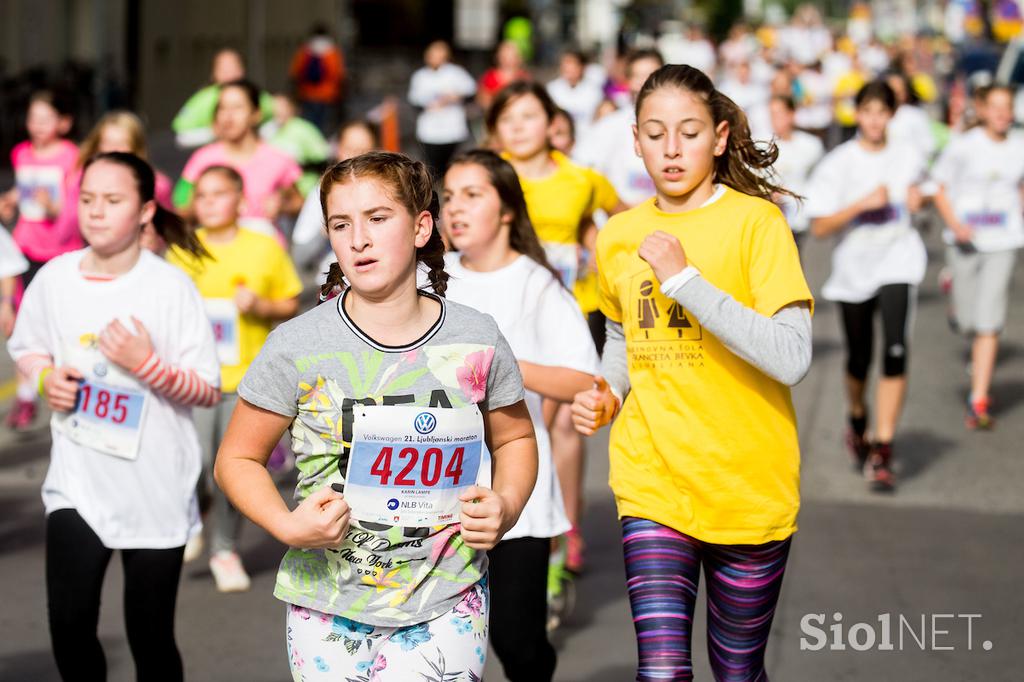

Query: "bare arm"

xmin=459 ymin=400 xmax=537 ymax=549
xmin=518 ymin=361 xmax=593 ymax=402
xmin=215 ymin=398 xmax=349 ymax=549
xmin=932 ymin=185 xmax=972 ymax=243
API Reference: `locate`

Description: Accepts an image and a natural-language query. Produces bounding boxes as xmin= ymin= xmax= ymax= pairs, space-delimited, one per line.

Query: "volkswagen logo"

xmin=414 ymin=412 xmax=436 ymax=435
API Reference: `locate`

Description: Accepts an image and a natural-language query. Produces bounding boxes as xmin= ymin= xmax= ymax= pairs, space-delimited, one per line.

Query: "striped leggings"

xmin=621 ymin=517 xmax=791 ymax=682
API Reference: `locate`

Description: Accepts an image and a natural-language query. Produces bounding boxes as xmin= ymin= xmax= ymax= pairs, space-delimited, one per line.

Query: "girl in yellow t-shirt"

xmin=571 ymin=64 xmax=813 ymax=681
xmin=487 ymin=81 xmax=622 ymax=579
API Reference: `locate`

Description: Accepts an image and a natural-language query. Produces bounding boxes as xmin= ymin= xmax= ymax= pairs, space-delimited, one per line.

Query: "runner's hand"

xmin=234 ymin=285 xmax=259 ymax=315
xmin=638 ymin=230 xmax=687 ymax=283
xmin=98 ymin=317 xmax=154 ymax=372
xmin=859 ymin=185 xmax=889 ymax=212
xmin=459 ymin=485 xmax=513 ymax=550
xmin=571 ymin=375 xmax=619 ymax=436
xmin=951 ymin=222 xmax=974 ymax=244
xmin=279 ymin=486 xmax=350 ymax=549
xmin=43 ymin=366 xmax=84 ymax=412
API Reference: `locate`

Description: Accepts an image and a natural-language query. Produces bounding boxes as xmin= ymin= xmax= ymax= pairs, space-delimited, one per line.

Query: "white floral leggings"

xmin=286 ymin=582 xmax=488 ymax=682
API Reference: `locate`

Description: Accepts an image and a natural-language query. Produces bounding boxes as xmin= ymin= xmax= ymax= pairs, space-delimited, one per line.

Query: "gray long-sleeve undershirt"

xmin=600 ymin=273 xmax=812 ymax=400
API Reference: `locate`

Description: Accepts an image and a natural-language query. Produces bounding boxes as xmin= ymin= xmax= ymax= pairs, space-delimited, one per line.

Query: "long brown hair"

xmin=635 ymin=64 xmax=794 ymax=202
xmin=319 ymin=151 xmax=448 ymax=299
xmin=82 ymin=152 xmax=209 ymax=259
xmin=446 ymin=149 xmax=564 ymax=286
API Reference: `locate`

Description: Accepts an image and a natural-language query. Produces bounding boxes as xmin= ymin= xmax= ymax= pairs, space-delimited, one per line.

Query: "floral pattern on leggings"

xmin=287 ymin=581 xmax=487 ymax=682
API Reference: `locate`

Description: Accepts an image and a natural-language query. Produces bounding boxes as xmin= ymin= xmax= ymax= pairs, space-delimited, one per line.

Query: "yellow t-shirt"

xmin=834 ymin=70 xmax=867 ymax=127
xmin=167 ymin=227 xmax=303 ymax=392
xmin=597 ymin=187 xmax=814 ymax=544
xmin=513 ymin=151 xmax=619 ymax=313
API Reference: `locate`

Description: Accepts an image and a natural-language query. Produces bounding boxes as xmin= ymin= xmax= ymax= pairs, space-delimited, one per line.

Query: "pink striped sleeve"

xmin=131 ymin=351 xmax=220 ymax=408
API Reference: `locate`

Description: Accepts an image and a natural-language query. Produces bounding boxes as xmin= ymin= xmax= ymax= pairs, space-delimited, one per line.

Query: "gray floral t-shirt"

xmin=238 ymin=290 xmax=524 ymax=626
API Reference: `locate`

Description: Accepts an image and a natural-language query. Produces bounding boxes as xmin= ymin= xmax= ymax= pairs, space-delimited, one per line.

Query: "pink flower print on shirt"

xmin=428 ymin=523 xmax=463 ymax=564
xmin=401 ymin=349 xmax=419 ymax=364
xmin=455 ymin=348 xmax=494 ymax=403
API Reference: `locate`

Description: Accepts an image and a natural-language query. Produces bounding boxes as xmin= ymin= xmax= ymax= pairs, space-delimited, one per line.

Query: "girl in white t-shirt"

xmin=7 ymin=152 xmax=221 ymax=681
xmin=768 ymin=94 xmax=824 ymax=250
xmin=441 ymin=149 xmax=598 ymax=680
xmin=807 ymin=81 xmax=926 ymax=492
xmin=931 ymin=85 xmax=1024 ymax=429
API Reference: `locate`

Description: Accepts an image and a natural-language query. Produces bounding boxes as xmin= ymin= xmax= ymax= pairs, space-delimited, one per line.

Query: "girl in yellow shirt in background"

xmin=486 ymin=82 xmax=621 ymax=582
xmin=167 ymin=166 xmax=302 ymax=592
xmin=572 ymin=64 xmax=813 ymax=681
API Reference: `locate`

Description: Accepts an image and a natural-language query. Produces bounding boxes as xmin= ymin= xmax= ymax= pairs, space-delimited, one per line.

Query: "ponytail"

xmin=153 ymin=204 xmax=209 ymax=259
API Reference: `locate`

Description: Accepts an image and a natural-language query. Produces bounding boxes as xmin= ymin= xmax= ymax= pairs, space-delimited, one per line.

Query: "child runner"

xmin=442 ymin=149 xmax=598 ymax=680
xmin=768 ymin=94 xmax=824 ymax=251
xmin=7 ymin=152 xmax=220 ymax=681
xmin=488 ymin=81 xmax=620 ymax=579
xmin=931 ymin=84 xmax=1024 ymax=429
xmin=175 ymin=79 xmax=303 ymax=239
xmin=0 ymin=228 xmax=29 ymax=338
xmin=58 ymin=110 xmax=175 ymax=256
xmin=167 ymin=165 xmax=302 ymax=591
xmin=571 ymin=64 xmax=813 ymax=682
xmin=806 ymin=80 xmax=926 ymax=491
xmin=574 ymin=49 xmax=664 ymax=209
xmin=215 ymin=151 xmax=538 ymax=680
xmin=261 ymin=92 xmax=331 ymax=198
xmin=1 ymin=90 xmax=80 ymax=430
xmin=408 ymin=40 xmax=477 ymax=177
xmin=172 ymin=48 xmax=274 ymax=148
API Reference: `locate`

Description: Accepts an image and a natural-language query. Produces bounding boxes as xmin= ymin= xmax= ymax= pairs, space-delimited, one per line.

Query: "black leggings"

xmin=46 ymin=509 xmax=185 ymax=682
xmin=488 ymin=537 xmax=556 ymax=682
xmin=840 ymin=283 xmax=914 ymax=381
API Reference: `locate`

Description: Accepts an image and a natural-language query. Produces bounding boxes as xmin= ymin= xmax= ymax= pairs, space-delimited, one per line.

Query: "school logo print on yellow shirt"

xmin=627 ymin=270 xmax=705 ymax=370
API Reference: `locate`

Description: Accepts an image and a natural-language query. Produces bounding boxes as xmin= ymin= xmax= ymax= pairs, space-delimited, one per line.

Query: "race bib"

xmin=204 ymin=298 xmax=240 ymax=366
xmin=16 ymin=165 xmax=63 ymax=221
xmin=54 ymin=343 xmax=149 ymax=460
xmin=963 ymin=211 xmax=1008 ymax=230
xmin=543 ymin=242 xmax=580 ymax=289
xmin=344 ymin=404 xmax=484 ymax=527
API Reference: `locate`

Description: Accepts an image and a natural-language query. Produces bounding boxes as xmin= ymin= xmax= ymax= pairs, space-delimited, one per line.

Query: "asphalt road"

xmin=1 ymin=227 xmax=1021 ymax=681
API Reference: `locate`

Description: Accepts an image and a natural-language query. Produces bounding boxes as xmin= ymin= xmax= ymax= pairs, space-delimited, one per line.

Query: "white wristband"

xmin=659 ymin=266 xmax=702 ymax=299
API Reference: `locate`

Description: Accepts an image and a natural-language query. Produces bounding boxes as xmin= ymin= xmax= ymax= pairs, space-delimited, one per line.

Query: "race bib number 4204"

xmin=344 ymin=404 xmax=484 ymax=527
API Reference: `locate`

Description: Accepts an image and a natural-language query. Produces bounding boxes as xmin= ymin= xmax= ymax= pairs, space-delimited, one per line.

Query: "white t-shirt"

xmin=408 ymin=63 xmax=477 ymax=145
xmin=930 ymin=127 xmax=1024 ymax=252
xmin=574 ymin=106 xmax=655 ymax=207
xmin=720 ymin=79 xmax=771 ymax=139
xmin=7 ymin=249 xmax=220 ymax=548
xmin=547 ymin=77 xmax=605 ymax=138
xmin=888 ymin=105 xmax=936 ymax=161
xmin=805 ymin=140 xmax=928 ymax=303
xmin=794 ymin=69 xmax=833 ymax=130
xmin=443 ymin=253 xmax=598 ymax=540
xmin=0 ymin=227 xmax=29 ymax=278
xmin=773 ymin=131 xmax=825 ymax=232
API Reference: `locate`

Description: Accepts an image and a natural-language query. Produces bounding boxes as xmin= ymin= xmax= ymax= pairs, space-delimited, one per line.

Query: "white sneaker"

xmin=209 ymin=550 xmax=251 ymax=592
xmin=183 ymin=533 xmax=204 ymax=563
